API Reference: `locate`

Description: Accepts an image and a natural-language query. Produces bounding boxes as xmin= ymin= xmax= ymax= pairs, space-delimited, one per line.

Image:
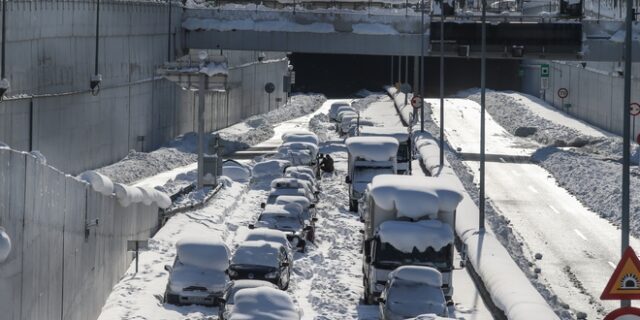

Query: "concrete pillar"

xmin=397 ymin=56 xmax=401 ymax=85
xmin=413 ymin=56 xmax=419 ymax=90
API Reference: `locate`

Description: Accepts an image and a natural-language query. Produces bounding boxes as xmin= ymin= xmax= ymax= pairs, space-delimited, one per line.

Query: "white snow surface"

xmin=352 ymin=23 xmax=398 ymax=35
xmin=183 ymin=17 xmax=334 ymax=33
xmin=389 ymin=266 xmax=443 ymax=287
xmin=369 ymin=175 xmax=440 ymax=219
xmin=229 ymin=287 xmax=301 ymax=320
xmin=232 ymin=240 xmax=282 ymax=268
xmin=345 ymin=136 xmax=398 ymax=161
xmin=223 ymin=163 xmax=252 ymax=182
xmin=77 ymin=170 xmax=114 ymax=196
xmin=358 ymin=126 xmax=409 ymax=142
xmin=176 ymin=235 xmax=230 ymax=271
xmin=378 ymin=220 xmax=454 ymax=252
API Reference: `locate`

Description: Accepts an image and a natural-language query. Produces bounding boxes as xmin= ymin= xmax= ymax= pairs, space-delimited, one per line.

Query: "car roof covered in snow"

xmin=279 ymin=141 xmax=319 ymax=153
xmin=345 ymin=136 xmax=399 ymax=162
xmin=243 ymin=229 xmax=290 ymax=246
xmin=232 ymin=240 xmax=283 ymax=267
xmin=275 ymin=195 xmax=311 ymax=208
xmin=285 ymin=166 xmax=315 ymax=176
xmin=263 ymin=203 xmax=304 ymax=216
xmin=271 ymin=177 xmax=311 ymax=190
xmin=370 ymin=175 xmax=463 ymax=215
xmin=359 ymin=126 xmax=410 ymax=142
xmin=388 ymin=266 xmax=443 ymax=287
xmin=176 ymin=235 xmax=230 ymax=271
xmin=378 ymin=220 xmax=454 ymax=252
xmin=252 ymin=159 xmax=290 ymax=179
xmin=228 ymin=279 xmax=278 ymax=292
xmin=229 ymin=287 xmax=300 ymax=320
xmin=281 ymin=131 xmax=319 ymax=145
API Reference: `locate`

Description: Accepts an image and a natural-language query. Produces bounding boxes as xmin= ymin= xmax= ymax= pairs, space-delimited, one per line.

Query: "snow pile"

xmin=77 ymin=170 xmax=114 ymax=196
xmin=176 ymin=235 xmax=230 ymax=271
xmin=114 ymin=183 xmax=144 ymax=207
xmin=229 ymin=287 xmax=300 ymax=320
xmin=345 ymin=136 xmax=398 ymax=161
xmin=308 ymin=112 xmax=332 ymax=142
xmin=390 ymin=266 xmax=443 ymax=287
xmin=252 ymin=159 xmax=290 ymax=180
xmin=369 ymin=175 xmax=440 ymax=219
xmin=232 ymin=240 xmax=282 ymax=267
xmin=378 ymin=220 xmax=454 ymax=252
xmin=97 ymin=94 xmax=325 ymax=185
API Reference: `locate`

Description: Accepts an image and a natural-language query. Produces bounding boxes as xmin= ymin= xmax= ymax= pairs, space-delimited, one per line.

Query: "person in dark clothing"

xmin=320 ymin=154 xmax=334 ymax=173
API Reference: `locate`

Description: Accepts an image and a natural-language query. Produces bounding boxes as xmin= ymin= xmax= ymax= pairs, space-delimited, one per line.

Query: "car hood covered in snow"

xmin=229 ymin=287 xmax=301 ymax=320
xmin=168 ymin=264 xmax=228 ymax=294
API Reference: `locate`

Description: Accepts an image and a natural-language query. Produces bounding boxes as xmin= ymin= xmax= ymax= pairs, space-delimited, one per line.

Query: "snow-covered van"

xmin=164 ymin=236 xmax=230 ymax=306
xmin=358 ymin=126 xmax=411 ymax=174
xmin=329 ymin=101 xmax=352 ymax=121
xmin=345 ymin=137 xmax=398 ymax=212
xmin=359 ymin=175 xmax=463 ymax=303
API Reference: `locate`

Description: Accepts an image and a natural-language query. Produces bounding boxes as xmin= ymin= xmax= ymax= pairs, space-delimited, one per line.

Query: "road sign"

xmin=541 ymin=77 xmax=549 ymax=90
xmin=631 ymin=103 xmax=640 ymax=116
xmin=540 ymin=64 xmax=550 ymax=78
xmin=127 ymin=240 xmax=149 ymax=274
xmin=400 ymin=83 xmax=412 ymax=94
xmin=290 ymin=71 xmax=296 ymax=85
xmin=604 ymin=307 xmax=640 ymax=320
xmin=411 ymin=95 xmax=423 ymax=109
xmin=264 ymin=82 xmax=275 ymax=94
xmin=601 ymin=247 xmax=640 ymax=300
xmin=557 ymin=88 xmax=569 ymax=99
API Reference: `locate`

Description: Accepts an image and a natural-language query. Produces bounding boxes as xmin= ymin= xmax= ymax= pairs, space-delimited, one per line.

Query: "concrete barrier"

xmin=0 ymin=147 xmax=160 ymax=320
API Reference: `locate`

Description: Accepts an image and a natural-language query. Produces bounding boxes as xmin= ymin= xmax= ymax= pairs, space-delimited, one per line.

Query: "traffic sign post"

xmin=540 ymin=64 xmax=550 ymax=99
xmin=557 ymin=88 xmax=569 ymax=113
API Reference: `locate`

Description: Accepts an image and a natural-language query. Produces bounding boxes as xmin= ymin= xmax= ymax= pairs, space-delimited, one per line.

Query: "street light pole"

xmin=439 ymin=5 xmax=445 ymax=167
xmin=420 ymin=0 xmax=425 ymax=132
xmin=479 ymin=0 xmax=487 ymax=231
xmin=197 ymin=74 xmax=206 ymax=189
xmin=622 ymin=0 xmax=633 ymax=308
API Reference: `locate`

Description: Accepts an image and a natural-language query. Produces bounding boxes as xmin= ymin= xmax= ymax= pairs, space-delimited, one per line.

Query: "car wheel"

xmin=349 ymin=199 xmax=358 ymax=212
xmin=165 ymin=292 xmax=180 ymax=305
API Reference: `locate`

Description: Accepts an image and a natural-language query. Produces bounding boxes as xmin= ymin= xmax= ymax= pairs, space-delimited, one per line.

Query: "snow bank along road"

xmin=429 ymin=96 xmax=640 ymax=318
xmin=97 ymin=98 xmax=499 ymax=319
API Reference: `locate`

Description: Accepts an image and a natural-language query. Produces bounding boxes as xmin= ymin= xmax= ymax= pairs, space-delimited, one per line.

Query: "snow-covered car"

xmin=329 ymin=101 xmax=351 ymax=120
xmin=378 ymin=266 xmax=449 ymax=319
xmin=346 ymin=119 xmax=377 ymax=137
xmin=229 ymin=240 xmax=292 ymax=290
xmin=218 ymin=280 xmax=278 ymax=320
xmin=330 ymin=104 xmax=355 ymax=121
xmin=227 ymin=287 xmax=303 ymax=320
xmin=281 ymin=131 xmax=319 ymax=145
xmin=164 ymin=236 xmax=230 ymax=306
xmin=223 ymin=159 xmax=252 ymax=182
xmin=284 ymin=169 xmax=319 ymax=192
xmin=275 ymin=195 xmax=317 ymax=220
xmin=249 ymin=204 xmax=316 ymax=250
xmin=338 ymin=112 xmax=359 ymax=134
xmin=252 ymin=159 xmax=291 ymax=180
xmin=242 ymin=228 xmax=294 ymax=262
xmin=266 ymin=177 xmax=318 ymax=204
xmin=276 ymin=142 xmax=319 ymax=166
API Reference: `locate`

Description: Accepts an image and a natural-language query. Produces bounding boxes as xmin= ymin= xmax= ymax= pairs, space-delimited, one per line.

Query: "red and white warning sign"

xmin=411 ymin=95 xmax=423 ymax=109
xmin=603 ymin=307 xmax=640 ymax=320
xmin=601 ymin=247 xmax=640 ymax=300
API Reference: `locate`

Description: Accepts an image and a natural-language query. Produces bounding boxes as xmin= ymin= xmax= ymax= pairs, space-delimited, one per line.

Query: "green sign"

xmin=540 ymin=64 xmax=550 ymax=78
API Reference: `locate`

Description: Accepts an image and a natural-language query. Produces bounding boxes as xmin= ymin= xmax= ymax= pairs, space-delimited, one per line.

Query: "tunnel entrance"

xmin=289 ymin=53 xmax=522 ymax=98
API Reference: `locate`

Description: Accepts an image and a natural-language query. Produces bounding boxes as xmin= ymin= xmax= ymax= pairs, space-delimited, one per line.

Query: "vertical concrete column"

xmin=397 ymin=56 xmax=401 ymax=85
xmin=413 ymin=56 xmax=419 ymax=90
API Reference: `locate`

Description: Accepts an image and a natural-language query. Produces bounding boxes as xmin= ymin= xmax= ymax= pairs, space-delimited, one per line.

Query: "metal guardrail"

xmin=158 ymin=183 xmax=224 ymax=226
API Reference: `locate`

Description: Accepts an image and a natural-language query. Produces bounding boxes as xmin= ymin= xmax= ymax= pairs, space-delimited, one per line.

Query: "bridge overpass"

xmin=182 ymin=3 xmax=637 ymax=61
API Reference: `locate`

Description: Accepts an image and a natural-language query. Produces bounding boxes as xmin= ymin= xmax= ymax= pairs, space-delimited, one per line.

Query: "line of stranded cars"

xmin=163 ymin=129 xmax=322 ymax=320
xmin=332 ymin=101 xmax=465 ymax=319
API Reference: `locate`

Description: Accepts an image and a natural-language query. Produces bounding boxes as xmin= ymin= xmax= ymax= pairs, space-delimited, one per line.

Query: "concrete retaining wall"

xmin=0 ymin=147 xmax=160 ymax=320
xmin=0 ymin=1 xmax=288 ymax=175
xmin=521 ymin=60 xmax=640 ymax=137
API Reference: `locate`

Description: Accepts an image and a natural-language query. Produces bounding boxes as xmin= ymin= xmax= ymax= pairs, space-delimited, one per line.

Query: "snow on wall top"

xmin=378 ymin=220 xmax=454 ymax=252
xmin=345 ymin=136 xmax=399 ymax=161
xmin=232 ymin=240 xmax=282 ymax=267
xmin=359 ymin=126 xmax=410 ymax=142
xmin=389 ymin=266 xmax=443 ymax=287
xmin=230 ymin=287 xmax=300 ymax=320
xmin=176 ymin=235 xmax=230 ymax=271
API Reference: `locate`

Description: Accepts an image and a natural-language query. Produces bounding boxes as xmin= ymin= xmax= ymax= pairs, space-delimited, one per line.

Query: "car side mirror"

xmin=345 ymin=176 xmax=351 ymax=184
xmin=260 ymin=202 xmax=266 ymax=209
xmin=309 ymin=204 xmax=315 ymax=208
xmin=282 ymin=262 xmax=290 ymax=267
xmin=164 ymin=265 xmax=172 ymax=272
xmin=375 ymin=297 xmax=385 ymax=304
xmin=248 ymin=224 xmax=255 ymax=230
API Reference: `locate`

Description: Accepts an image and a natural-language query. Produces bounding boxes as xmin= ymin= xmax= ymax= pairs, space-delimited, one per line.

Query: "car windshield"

xmin=374 ymin=241 xmax=452 ymax=270
xmin=386 ymin=280 xmax=446 ymax=316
